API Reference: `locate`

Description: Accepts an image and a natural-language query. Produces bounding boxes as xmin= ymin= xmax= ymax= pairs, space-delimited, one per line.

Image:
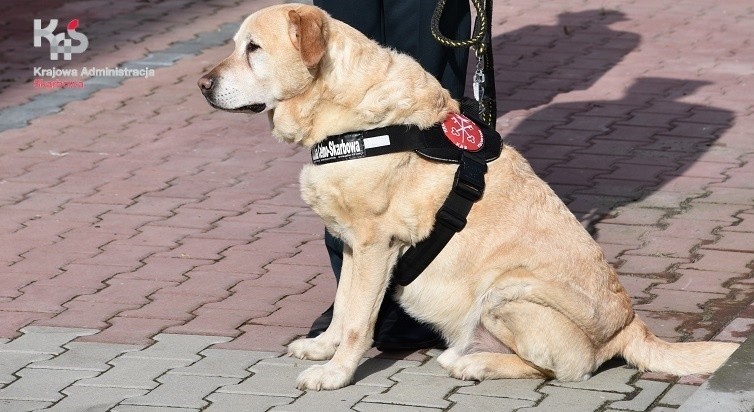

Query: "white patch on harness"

xmin=363 ymin=134 xmax=390 ymax=149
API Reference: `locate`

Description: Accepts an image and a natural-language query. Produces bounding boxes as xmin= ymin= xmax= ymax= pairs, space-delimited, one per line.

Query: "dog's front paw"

xmin=296 ymin=363 xmax=353 ymax=391
xmin=288 ymin=337 xmax=337 ymax=361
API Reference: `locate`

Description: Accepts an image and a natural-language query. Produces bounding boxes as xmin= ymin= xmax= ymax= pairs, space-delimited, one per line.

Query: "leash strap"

xmin=431 ymin=0 xmax=497 ymax=128
xmin=393 ymin=152 xmax=487 ymax=286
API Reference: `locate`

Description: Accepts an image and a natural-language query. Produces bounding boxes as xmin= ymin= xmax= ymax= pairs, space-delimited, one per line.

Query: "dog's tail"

xmin=615 ymin=316 xmax=738 ymax=376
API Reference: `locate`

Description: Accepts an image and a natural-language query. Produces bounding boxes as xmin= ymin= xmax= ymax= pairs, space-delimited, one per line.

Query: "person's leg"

xmin=316 ymin=0 xmax=470 ymax=99
xmin=309 ymin=234 xmax=443 ymax=349
xmin=369 ymin=0 xmax=470 ymax=350
xmin=306 ymin=230 xmax=342 ymax=338
xmin=314 ymin=0 xmax=383 ymax=42
xmin=307 ymin=0 xmax=470 ymax=350
xmin=383 ymin=0 xmax=470 ymax=99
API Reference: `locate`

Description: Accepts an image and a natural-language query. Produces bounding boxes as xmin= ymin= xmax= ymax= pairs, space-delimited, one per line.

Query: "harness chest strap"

xmin=393 ymin=151 xmax=487 ymax=286
xmin=310 ymin=112 xmax=502 ymax=286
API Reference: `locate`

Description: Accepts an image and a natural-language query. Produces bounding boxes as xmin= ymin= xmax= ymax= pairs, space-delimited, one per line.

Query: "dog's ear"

xmin=288 ymin=8 xmax=326 ymax=69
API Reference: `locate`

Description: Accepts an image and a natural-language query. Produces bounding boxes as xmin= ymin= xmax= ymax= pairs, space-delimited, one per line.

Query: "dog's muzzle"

xmin=197 ymin=75 xmax=266 ymax=113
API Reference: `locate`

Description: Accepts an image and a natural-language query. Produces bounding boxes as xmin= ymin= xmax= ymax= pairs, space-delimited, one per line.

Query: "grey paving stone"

xmin=169 ymin=349 xmax=274 ymax=378
xmin=0 ymin=326 xmax=98 ymax=355
xmin=50 ymin=386 xmax=146 ymax=412
xmin=678 ymin=333 xmax=754 ymax=412
xmin=398 ymin=351 xmax=447 ymax=377
xmin=0 ymin=106 xmax=53 ymax=130
xmin=609 ymin=379 xmax=670 ymax=411
xmin=455 ymin=378 xmax=545 ymax=401
xmin=75 ymin=357 xmax=191 ymax=390
xmin=28 ymin=342 xmax=140 ymax=372
xmin=448 ymin=393 xmax=535 ymax=411
xmin=677 ymin=384 xmax=754 ymax=411
xmin=361 ymin=372 xmax=473 ymax=409
xmin=50 ymin=85 xmax=103 ymax=100
xmin=259 ymin=355 xmax=326 ymax=368
xmin=548 ymin=365 xmax=637 ymax=393
xmin=216 ymin=361 xmax=304 ymax=397
xmin=205 ymin=393 xmax=295 ymax=412
xmin=353 ymin=402 xmax=442 ymax=412
xmin=121 ymin=334 xmax=231 ymax=362
xmin=354 ymin=358 xmax=422 ymax=387
xmin=225 ymin=355 xmax=420 ymax=388
xmin=120 ymin=373 xmax=238 ymax=409
xmin=84 ymin=76 xmax=125 ymax=88
xmin=193 ymin=23 xmax=237 ymax=47
xmin=271 ymin=384 xmax=384 ymax=412
xmin=658 ymin=383 xmax=697 ymax=406
xmin=131 ymin=52 xmax=192 ymax=67
xmin=0 ymin=352 xmax=53 ymax=384
xmin=162 ymin=41 xmax=208 ymax=55
xmin=0 ymin=368 xmax=98 ymax=402
xmin=14 ymin=98 xmax=62 ymax=117
xmin=518 ymin=385 xmax=625 ymax=412
xmin=28 ymin=89 xmax=90 ymax=107
xmin=111 ymin=406 xmax=199 ymax=412
xmin=0 ymin=399 xmax=52 ymax=412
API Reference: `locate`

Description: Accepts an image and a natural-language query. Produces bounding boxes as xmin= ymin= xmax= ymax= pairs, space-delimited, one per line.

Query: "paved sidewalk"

xmin=1 ymin=0 xmax=753 ymax=411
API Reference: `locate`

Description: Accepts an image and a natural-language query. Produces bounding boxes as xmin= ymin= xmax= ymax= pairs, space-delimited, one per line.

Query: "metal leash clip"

xmin=473 ymin=55 xmax=485 ymax=102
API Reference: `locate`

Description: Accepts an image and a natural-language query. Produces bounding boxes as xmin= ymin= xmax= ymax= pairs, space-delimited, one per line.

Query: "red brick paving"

xmin=0 ymin=0 xmax=752 ymax=356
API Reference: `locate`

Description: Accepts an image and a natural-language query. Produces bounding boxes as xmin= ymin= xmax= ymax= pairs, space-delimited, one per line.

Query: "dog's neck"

xmin=270 ymin=21 xmax=458 ymax=147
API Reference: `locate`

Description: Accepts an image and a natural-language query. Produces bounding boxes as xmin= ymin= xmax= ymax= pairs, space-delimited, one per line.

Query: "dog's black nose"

xmin=197 ymin=75 xmax=214 ymax=92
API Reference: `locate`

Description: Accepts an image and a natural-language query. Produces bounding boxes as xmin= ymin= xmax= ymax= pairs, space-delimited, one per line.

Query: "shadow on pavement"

xmin=485 ymin=9 xmax=734 ymax=237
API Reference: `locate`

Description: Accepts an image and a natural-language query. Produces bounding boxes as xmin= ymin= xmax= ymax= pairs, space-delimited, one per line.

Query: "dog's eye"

xmin=246 ymin=42 xmax=260 ymax=53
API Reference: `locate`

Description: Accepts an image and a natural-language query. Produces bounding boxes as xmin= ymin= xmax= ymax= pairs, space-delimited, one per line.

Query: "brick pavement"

xmin=0 ymin=0 xmax=753 ymax=410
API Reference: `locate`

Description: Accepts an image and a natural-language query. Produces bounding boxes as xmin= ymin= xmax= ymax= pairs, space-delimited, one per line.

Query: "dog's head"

xmin=197 ymin=4 xmax=328 ymax=114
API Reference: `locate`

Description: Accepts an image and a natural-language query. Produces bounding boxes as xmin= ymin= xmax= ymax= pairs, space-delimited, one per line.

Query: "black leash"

xmin=431 ymin=0 xmax=497 ymax=128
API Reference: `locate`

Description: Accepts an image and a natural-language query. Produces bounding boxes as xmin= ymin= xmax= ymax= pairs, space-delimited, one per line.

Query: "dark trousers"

xmin=311 ymin=0 xmax=471 ymax=349
xmin=315 ymin=0 xmax=470 ymax=99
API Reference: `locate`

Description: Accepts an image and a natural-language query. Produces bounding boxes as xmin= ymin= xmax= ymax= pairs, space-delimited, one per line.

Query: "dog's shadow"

xmin=484 ymin=9 xmax=733 ymax=237
xmin=352 ymin=353 xmax=630 ymax=386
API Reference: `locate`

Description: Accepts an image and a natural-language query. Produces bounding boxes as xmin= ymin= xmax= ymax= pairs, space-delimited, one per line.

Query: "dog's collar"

xmin=311 ymin=124 xmax=421 ymax=165
xmin=310 ymin=112 xmax=503 ymax=165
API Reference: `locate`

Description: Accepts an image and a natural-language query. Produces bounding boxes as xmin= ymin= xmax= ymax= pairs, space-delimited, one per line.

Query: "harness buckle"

xmin=437 ymin=207 xmax=467 ymax=232
xmin=454 ymin=153 xmax=488 ymax=201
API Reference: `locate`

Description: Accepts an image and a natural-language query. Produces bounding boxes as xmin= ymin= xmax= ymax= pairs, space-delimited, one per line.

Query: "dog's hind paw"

xmin=448 ymin=356 xmax=489 ymax=381
xmin=296 ymin=363 xmax=353 ymax=391
xmin=437 ymin=347 xmax=463 ymax=369
xmin=288 ymin=337 xmax=337 ymax=360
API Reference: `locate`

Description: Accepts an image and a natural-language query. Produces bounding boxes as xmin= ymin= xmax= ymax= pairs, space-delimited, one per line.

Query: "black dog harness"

xmin=310 ymin=111 xmax=503 ymax=286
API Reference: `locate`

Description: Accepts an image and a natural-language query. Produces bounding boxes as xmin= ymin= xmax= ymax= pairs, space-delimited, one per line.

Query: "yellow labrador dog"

xmin=198 ymin=4 xmax=738 ymax=390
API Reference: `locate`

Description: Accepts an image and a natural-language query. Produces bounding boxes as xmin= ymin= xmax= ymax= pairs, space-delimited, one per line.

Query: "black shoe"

xmin=372 ymin=296 xmax=443 ymax=351
xmin=307 ymin=304 xmax=334 ymax=338
xmin=305 ymin=300 xmax=443 ymax=351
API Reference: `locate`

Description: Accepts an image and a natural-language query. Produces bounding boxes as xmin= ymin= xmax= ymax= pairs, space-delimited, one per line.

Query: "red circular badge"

xmin=441 ymin=113 xmax=484 ymax=152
